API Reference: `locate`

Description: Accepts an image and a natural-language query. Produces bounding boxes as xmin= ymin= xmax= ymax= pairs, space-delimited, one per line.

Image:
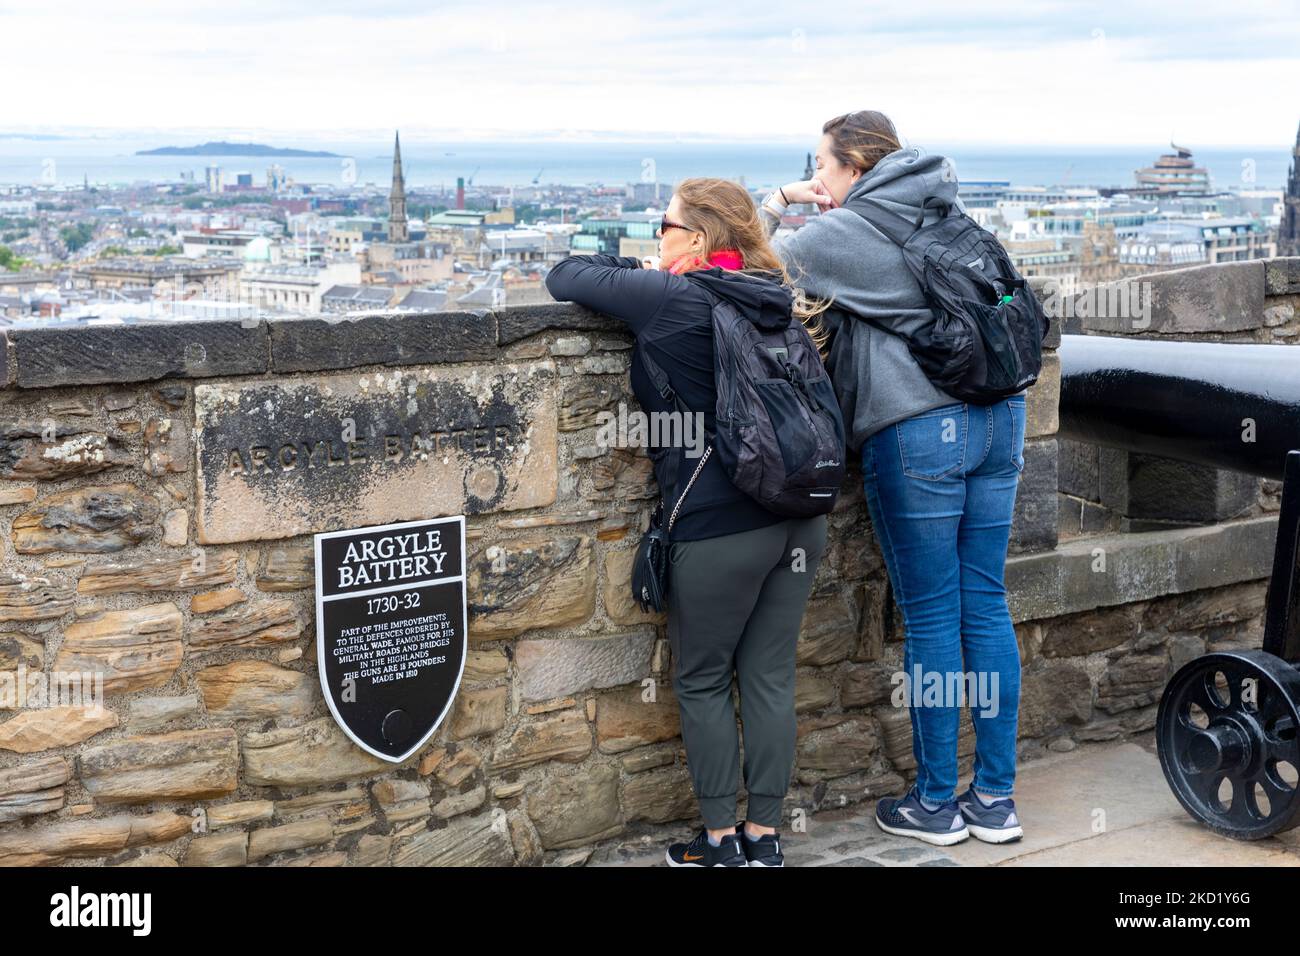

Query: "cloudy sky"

xmin=2 ymin=0 xmax=1298 ymax=145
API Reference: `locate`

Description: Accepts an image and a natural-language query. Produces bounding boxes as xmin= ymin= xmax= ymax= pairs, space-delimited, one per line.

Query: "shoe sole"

xmin=965 ymin=822 xmax=1023 ymax=843
xmin=875 ymin=817 xmax=970 ymax=846
xmin=747 ymin=859 xmax=784 ymax=867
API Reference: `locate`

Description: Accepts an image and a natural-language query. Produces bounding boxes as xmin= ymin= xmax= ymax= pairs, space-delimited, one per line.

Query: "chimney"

xmin=456 ymin=177 xmax=465 ymax=210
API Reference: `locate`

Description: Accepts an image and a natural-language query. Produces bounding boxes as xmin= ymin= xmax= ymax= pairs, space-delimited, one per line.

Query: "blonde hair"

xmin=671 ymin=177 xmax=832 ymax=350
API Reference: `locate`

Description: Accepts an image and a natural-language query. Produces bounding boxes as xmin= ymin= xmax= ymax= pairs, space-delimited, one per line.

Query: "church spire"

xmin=388 ymin=130 xmax=409 ymax=243
xmin=1281 ymin=118 xmax=1300 ymax=256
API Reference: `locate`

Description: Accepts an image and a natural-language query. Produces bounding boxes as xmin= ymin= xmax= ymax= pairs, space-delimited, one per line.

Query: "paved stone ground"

xmin=591 ymin=735 xmax=1300 ymax=867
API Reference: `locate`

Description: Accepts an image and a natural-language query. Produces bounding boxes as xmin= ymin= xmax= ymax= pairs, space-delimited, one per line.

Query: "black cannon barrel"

xmin=1058 ymin=334 xmax=1300 ymax=481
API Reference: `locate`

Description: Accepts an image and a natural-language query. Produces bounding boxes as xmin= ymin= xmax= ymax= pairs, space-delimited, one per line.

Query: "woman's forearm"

xmin=544 ymin=254 xmax=669 ymax=335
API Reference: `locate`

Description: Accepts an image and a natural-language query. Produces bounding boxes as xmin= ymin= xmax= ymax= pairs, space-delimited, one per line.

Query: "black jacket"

xmin=545 ymin=254 xmax=793 ymax=540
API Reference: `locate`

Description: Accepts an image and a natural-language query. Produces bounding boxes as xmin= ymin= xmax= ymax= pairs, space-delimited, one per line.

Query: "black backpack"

xmin=639 ymin=277 xmax=846 ymax=519
xmin=846 ymin=195 xmax=1050 ymax=405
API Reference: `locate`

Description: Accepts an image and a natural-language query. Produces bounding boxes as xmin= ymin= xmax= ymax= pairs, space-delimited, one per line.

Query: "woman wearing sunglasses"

xmin=758 ymin=111 xmax=1026 ymax=846
xmin=546 ymin=178 xmax=830 ymax=867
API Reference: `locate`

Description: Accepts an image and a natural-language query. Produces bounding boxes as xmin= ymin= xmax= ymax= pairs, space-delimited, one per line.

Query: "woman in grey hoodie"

xmin=761 ymin=111 xmax=1026 ymax=846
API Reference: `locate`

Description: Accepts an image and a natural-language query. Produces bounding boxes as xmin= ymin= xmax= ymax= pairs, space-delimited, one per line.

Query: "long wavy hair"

xmin=670 ymin=177 xmax=831 ymax=350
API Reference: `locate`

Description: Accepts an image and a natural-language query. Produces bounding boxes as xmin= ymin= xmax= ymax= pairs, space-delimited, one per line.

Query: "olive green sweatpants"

xmin=666 ymin=514 xmax=828 ymax=829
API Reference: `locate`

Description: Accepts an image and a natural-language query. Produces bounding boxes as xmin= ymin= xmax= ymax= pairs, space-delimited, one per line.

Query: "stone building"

xmin=76 ymin=258 xmax=242 ymax=300
xmin=1132 ymin=143 xmax=1212 ymax=197
xmin=362 ymin=240 xmax=454 ymax=285
xmin=1117 ymin=217 xmax=1277 ymax=274
xmin=238 ymin=260 xmax=362 ymax=314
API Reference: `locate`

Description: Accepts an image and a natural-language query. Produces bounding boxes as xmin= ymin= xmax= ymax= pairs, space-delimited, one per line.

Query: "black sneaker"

xmin=665 ymin=828 xmax=747 ymax=867
xmin=739 ymin=826 xmax=784 ymax=867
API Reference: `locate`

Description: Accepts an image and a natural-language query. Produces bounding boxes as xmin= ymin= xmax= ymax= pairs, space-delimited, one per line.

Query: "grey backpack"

xmin=640 ymin=283 xmax=846 ymax=518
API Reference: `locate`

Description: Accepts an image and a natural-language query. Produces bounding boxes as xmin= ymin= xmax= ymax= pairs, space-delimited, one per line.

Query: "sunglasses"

xmin=655 ymin=217 xmax=693 ymax=239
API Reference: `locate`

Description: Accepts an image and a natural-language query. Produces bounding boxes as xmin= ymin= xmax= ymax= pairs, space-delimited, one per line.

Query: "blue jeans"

xmin=861 ymin=395 xmax=1025 ymax=803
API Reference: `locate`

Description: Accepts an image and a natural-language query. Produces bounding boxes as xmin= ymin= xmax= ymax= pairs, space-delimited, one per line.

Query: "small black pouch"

xmin=629 ymin=446 xmax=712 ymax=614
xmin=631 ymin=500 xmax=669 ymax=614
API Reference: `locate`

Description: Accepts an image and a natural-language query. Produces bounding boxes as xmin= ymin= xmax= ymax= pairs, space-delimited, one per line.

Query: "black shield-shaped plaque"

xmin=315 ymin=516 xmax=467 ymax=763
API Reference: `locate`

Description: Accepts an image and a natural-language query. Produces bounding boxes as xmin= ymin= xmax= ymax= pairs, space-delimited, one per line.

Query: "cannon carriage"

xmin=1060 ymin=333 xmax=1300 ymax=839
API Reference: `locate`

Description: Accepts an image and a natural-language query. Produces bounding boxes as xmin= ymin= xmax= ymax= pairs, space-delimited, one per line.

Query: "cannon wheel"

xmin=1157 ymin=649 xmax=1300 ymax=840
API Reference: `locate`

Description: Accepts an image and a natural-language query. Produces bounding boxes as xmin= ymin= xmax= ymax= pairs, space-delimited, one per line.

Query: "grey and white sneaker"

xmin=957 ymin=787 xmax=1023 ymax=843
xmin=874 ymin=788 xmax=969 ymax=846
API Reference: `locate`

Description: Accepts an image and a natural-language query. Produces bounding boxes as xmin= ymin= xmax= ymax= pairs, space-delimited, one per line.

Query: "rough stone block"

xmin=392 ymin=811 xmax=515 ymax=866
xmin=1006 ymin=515 xmax=1277 ymax=623
xmin=269 ymin=311 xmax=497 ymax=372
xmin=621 ymin=765 xmax=695 ymax=824
xmin=595 ymin=683 xmax=680 ymax=754
xmin=468 ymin=535 xmax=594 ymax=641
xmin=242 ymin=717 xmax=401 ymax=787
xmin=1010 ymin=438 xmax=1059 ymax=554
xmin=489 ymin=709 xmax=592 ymax=771
xmin=196 ymin=660 xmax=314 ymax=721
xmin=0 ymin=811 xmax=191 ymax=866
xmin=525 ymin=765 xmax=623 ymax=850
xmin=513 ymin=630 xmax=654 ymax=702
xmin=0 ymin=706 xmax=119 ymax=753
xmin=0 ymin=756 xmax=70 ymax=823
xmin=12 ymin=320 xmax=268 ymax=388
xmin=54 ymin=602 xmax=184 ymax=693
xmin=1265 ymin=257 xmax=1300 ymax=295
xmin=1025 ymin=350 xmax=1059 ymax=438
xmin=78 ymin=728 xmax=239 ymax=803
xmin=1058 ymin=438 xmax=1100 ymax=501
xmin=1028 ymin=276 xmax=1063 ymax=349
xmin=1099 ymin=450 xmax=1258 ymax=524
xmin=1072 ymin=260 xmax=1265 ymax=335
xmin=496 ymin=301 xmax=621 ymax=347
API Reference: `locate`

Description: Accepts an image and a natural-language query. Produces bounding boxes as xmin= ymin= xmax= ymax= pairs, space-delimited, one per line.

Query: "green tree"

xmin=59 ymin=222 xmax=94 ymax=252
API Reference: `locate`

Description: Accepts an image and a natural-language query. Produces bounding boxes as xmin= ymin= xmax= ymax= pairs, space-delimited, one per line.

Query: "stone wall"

xmin=0 ymin=264 xmax=1282 ymax=866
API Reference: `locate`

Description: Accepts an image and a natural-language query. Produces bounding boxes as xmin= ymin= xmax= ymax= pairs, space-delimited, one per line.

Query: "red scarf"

xmin=666 ymin=247 xmax=744 ymax=274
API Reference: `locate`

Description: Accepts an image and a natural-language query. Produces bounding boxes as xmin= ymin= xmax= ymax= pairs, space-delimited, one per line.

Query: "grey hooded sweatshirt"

xmin=765 ymin=147 xmax=960 ymax=453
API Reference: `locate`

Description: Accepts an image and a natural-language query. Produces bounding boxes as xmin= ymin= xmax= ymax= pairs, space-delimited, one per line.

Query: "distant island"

xmin=137 ymin=141 xmax=341 ymax=158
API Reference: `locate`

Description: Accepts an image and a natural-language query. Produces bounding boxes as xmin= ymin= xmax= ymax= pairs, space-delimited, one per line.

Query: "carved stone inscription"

xmin=194 ymin=362 xmax=558 ymax=544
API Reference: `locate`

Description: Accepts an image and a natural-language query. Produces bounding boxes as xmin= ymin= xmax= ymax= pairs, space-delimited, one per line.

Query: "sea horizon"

xmin=0 ymin=132 xmax=1292 ymax=193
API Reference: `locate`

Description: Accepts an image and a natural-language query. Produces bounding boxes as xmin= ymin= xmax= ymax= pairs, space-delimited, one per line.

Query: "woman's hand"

xmin=780 ymin=180 xmax=837 ymax=209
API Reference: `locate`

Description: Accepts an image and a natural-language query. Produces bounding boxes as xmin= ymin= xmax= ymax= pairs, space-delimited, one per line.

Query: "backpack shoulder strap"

xmin=637 ymin=345 xmax=692 ymax=418
xmin=844 ymin=194 xmax=954 ymax=246
xmin=830 ymin=199 xmax=931 ymax=341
